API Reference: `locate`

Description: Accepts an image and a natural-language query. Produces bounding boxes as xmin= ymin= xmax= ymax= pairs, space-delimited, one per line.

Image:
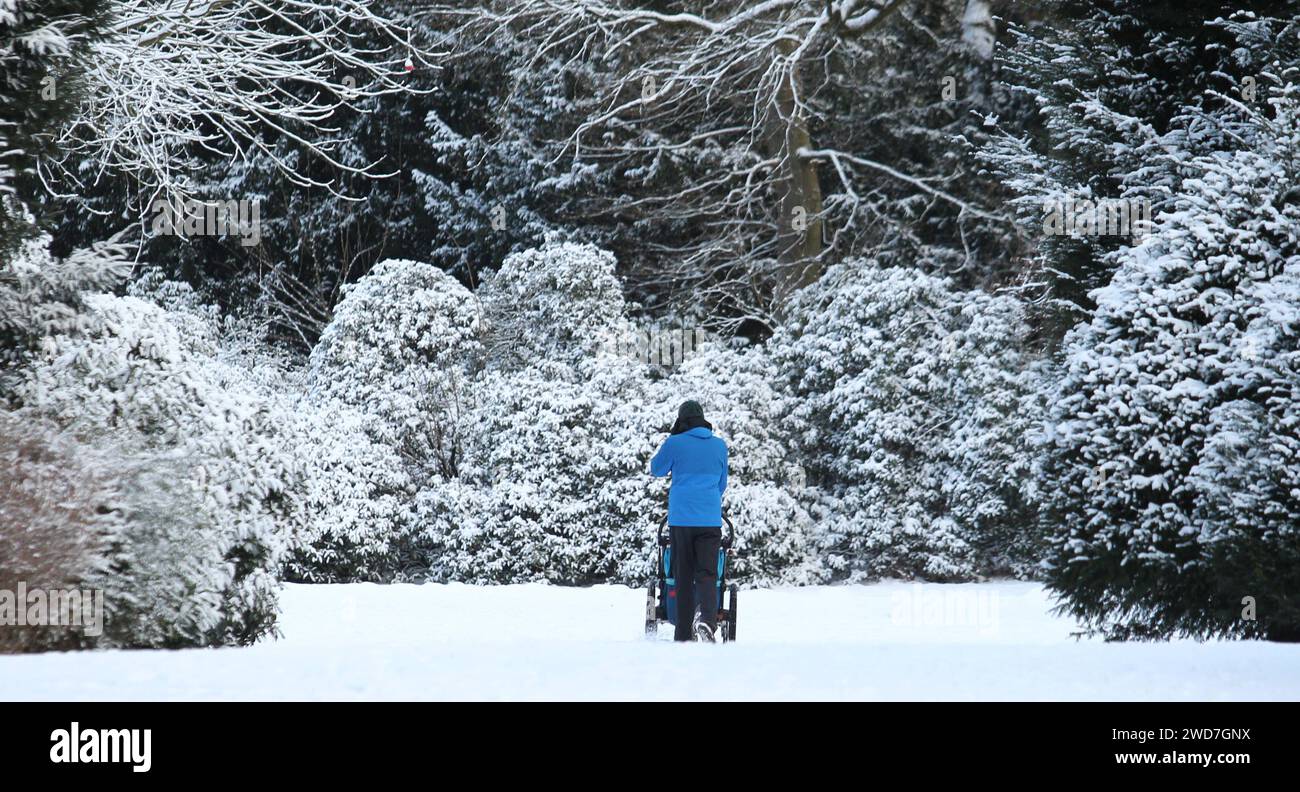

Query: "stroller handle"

xmin=658 ymin=514 xmax=734 ymax=548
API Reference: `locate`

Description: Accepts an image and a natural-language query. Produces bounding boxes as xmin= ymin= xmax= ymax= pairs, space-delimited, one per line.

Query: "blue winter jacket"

xmin=650 ymin=427 xmax=729 ymax=526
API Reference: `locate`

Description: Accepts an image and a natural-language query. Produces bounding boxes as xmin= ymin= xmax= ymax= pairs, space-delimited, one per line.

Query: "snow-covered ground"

xmin=2 ymin=581 xmax=1298 ymax=701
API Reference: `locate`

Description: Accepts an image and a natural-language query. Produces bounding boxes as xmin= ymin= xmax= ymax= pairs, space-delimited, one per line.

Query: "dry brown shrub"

xmin=0 ymin=412 xmax=114 ymax=652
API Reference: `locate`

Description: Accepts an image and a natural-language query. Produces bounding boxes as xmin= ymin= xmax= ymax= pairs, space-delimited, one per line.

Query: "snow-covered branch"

xmin=801 ymin=147 xmax=1010 ymax=223
xmin=44 ymin=0 xmax=437 ymax=205
xmin=423 ymin=0 xmax=938 ymax=326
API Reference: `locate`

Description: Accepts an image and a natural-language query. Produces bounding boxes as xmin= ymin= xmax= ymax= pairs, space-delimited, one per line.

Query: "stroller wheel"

xmin=644 ymin=582 xmax=658 ymax=638
xmin=725 ymin=584 xmax=738 ymax=642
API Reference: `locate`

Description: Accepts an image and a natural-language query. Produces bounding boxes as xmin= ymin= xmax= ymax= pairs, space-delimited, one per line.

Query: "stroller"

xmin=644 ymin=515 xmax=739 ymax=642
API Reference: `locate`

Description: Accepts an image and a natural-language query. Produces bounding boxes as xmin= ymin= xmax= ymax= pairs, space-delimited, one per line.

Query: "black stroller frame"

xmin=644 ymin=515 xmax=739 ymax=642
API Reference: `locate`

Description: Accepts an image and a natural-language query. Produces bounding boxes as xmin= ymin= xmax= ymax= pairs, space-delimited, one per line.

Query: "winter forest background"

xmin=2 ymin=0 xmax=1298 ymax=651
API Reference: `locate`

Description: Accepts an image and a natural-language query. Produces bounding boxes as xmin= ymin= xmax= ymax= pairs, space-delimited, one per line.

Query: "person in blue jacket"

xmin=650 ymin=400 xmax=729 ymax=642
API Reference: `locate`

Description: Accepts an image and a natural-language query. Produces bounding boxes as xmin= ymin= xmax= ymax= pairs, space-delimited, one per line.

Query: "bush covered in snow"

xmin=308 ymin=258 xmax=483 ymax=480
xmin=3 ymin=240 xmax=294 ymax=646
xmin=421 ymin=358 xmax=660 ymax=584
xmin=281 ymin=400 xmax=418 ymax=583
xmin=479 ymin=240 xmax=626 ymax=371
xmin=0 ymin=410 xmax=117 ymax=652
xmin=288 ymin=257 xmax=495 ymax=583
xmin=1042 ymin=95 xmax=1300 ymax=640
xmin=415 ymin=242 xmax=661 ymax=583
xmin=772 ymin=261 xmax=1045 ymax=582
xmin=0 ymin=232 xmax=133 ymax=379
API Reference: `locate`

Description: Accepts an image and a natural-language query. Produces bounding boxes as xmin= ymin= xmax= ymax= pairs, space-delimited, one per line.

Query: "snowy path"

xmin=2 ymin=582 xmax=1298 ymax=701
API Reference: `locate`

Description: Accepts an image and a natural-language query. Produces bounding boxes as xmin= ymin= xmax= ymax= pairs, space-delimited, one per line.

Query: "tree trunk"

xmin=773 ymin=39 xmax=824 ymax=298
xmin=961 ymin=0 xmax=996 ymax=59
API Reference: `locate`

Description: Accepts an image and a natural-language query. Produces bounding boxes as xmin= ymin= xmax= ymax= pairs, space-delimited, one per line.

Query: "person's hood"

xmin=670 ymin=414 xmax=712 ymax=435
xmin=683 ymin=427 xmax=713 ymax=438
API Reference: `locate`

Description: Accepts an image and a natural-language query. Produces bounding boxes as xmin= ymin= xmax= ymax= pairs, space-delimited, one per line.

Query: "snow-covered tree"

xmin=7 ymin=250 xmax=296 ymax=646
xmin=1042 ymin=70 xmax=1300 ymax=640
xmin=411 ymin=33 xmax=578 ymax=282
xmin=308 ymin=258 xmax=483 ymax=480
xmin=290 ymin=242 xmax=813 ymax=585
xmin=773 ymin=261 xmax=1045 ymax=581
xmin=428 ymin=0 xmax=1021 ymax=330
xmin=980 ymin=1 xmax=1292 ymax=339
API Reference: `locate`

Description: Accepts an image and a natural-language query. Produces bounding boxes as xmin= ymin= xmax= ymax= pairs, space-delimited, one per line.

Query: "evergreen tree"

xmin=411 ymin=1 xmax=1041 ymax=334
xmin=982 ymin=0 xmax=1294 ymax=341
xmin=1043 ymin=33 xmax=1300 ymax=639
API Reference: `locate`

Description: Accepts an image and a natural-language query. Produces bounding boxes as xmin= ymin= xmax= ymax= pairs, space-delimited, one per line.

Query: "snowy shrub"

xmin=0 ymin=405 xmax=251 ymax=651
xmin=408 ymin=242 xmax=656 ymax=583
xmin=0 ymin=232 xmax=132 ymax=380
xmin=135 ymin=279 xmax=399 ymax=588
xmin=0 ymin=411 xmax=116 ymax=652
xmin=282 ymin=400 xmax=418 ymax=583
xmin=298 ymin=258 xmax=484 ymax=582
xmin=84 ymin=455 xmax=248 ymax=648
xmin=123 ymin=272 xmax=415 ymax=587
xmin=773 ymin=261 xmax=1045 ymax=582
xmin=0 ymin=409 xmax=272 ymax=650
xmin=479 ymin=240 xmax=624 ymax=371
xmin=419 ymin=355 xmax=660 ymax=584
xmin=308 ymin=258 xmax=483 ymax=479
xmin=11 ymin=274 xmax=293 ymax=646
xmin=1043 ymin=104 xmax=1300 ymax=640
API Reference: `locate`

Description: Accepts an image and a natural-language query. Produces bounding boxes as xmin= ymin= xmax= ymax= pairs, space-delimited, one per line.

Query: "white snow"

xmin=2 ymin=581 xmax=1298 ymax=701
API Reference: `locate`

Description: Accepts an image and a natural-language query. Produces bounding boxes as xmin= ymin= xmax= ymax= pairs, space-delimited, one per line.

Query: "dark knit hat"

xmin=677 ymin=400 xmax=705 ymax=421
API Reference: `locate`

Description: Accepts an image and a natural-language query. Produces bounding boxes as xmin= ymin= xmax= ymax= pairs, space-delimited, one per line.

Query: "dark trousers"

xmin=670 ymin=525 xmax=722 ymax=641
